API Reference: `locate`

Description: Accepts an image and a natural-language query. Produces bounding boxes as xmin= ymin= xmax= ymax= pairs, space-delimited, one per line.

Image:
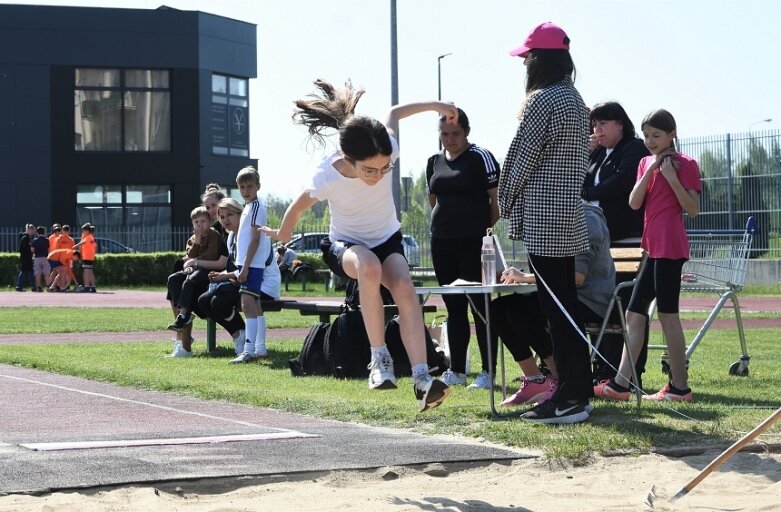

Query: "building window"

xmin=76 ymin=184 xmax=172 ymax=251
xmin=74 ymin=68 xmax=171 ymax=152
xmin=211 ymin=73 xmax=249 ymax=157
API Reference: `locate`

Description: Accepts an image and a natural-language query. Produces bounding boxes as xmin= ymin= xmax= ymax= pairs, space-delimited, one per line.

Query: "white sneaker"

xmin=230 ymin=351 xmax=254 ymax=364
xmin=234 ymin=329 xmax=245 ymax=355
xmin=468 ymin=370 xmax=493 ymax=390
xmin=165 ymin=344 xmax=192 ymax=359
xmin=439 ymin=369 xmax=467 ymax=386
xmin=367 ymin=353 xmax=397 ymax=390
xmin=414 ymin=374 xmax=451 ymax=412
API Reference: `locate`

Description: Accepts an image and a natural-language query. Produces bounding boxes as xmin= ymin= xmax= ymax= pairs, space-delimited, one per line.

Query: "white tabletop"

xmin=415 ymin=283 xmax=537 ymax=295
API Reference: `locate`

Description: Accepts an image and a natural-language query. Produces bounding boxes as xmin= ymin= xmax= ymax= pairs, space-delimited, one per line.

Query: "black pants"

xmin=491 ymin=293 xmax=553 ymax=363
xmin=431 ymin=236 xmax=497 ymax=374
xmin=529 ymin=254 xmax=593 ymax=402
xmin=168 ymin=269 xmax=209 ymax=314
xmin=197 ymin=283 xmax=245 ymax=336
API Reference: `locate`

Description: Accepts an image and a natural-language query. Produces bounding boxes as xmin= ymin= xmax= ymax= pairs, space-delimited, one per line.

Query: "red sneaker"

xmin=593 ymin=380 xmax=630 ymax=401
xmin=642 ymin=384 xmax=693 ymax=402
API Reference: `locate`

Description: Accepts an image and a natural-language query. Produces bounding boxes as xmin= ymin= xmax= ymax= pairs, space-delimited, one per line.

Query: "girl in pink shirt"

xmin=594 ymin=109 xmax=701 ymax=402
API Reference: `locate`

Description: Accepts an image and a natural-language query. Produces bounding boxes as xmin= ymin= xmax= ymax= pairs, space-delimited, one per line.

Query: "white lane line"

xmin=21 ymin=432 xmax=319 ymax=451
xmin=0 ymin=373 xmax=304 ymax=433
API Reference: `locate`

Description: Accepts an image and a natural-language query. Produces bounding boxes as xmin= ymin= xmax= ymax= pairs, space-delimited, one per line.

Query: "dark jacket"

xmin=583 ymin=136 xmax=650 ymax=243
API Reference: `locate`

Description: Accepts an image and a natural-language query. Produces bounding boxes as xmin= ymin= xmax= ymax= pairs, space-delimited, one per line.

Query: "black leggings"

xmin=529 ymin=254 xmax=592 ymax=402
xmin=491 ymin=293 xmax=553 ymax=363
xmin=197 ymin=283 xmax=245 ymax=336
xmin=628 ymin=258 xmax=685 ymax=315
xmin=431 ymin=236 xmax=497 ymax=374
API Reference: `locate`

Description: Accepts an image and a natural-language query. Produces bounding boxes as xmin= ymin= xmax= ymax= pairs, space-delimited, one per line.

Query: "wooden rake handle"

xmin=672 ymin=406 xmax=781 ymax=501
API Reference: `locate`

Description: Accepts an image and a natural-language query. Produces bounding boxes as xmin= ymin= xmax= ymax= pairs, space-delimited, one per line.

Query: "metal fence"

xmin=1 ymin=130 xmax=779 ymax=258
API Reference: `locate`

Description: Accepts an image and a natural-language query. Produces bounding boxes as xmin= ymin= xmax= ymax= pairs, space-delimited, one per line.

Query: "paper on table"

xmin=446 ymin=279 xmax=484 ymax=286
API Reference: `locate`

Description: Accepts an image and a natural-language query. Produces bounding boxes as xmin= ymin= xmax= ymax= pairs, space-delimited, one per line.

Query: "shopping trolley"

xmin=652 ymin=216 xmax=758 ymax=376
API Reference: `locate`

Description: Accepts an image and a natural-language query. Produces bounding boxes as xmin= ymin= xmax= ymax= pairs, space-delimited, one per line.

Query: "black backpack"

xmin=289 ymin=322 xmax=330 ymax=377
xmin=384 ymin=315 xmax=447 ymax=377
xmin=324 ymin=306 xmax=372 ymax=379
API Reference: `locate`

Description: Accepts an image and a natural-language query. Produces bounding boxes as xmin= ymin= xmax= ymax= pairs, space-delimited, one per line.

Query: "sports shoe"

xmin=229 ymin=351 xmax=254 ymax=364
xmin=89 ymin=287 xmax=97 ymax=293
xmin=501 ymin=376 xmax=555 ymax=407
xmin=165 ymin=343 xmax=192 ymax=359
xmin=234 ymin=329 xmax=246 ymax=355
xmin=414 ymin=374 xmax=450 ymax=412
xmin=593 ymin=379 xmax=631 ymax=401
xmin=15 ymin=287 xmax=24 ymax=292
xmin=467 ymin=370 xmax=493 ymax=390
xmin=367 ymin=354 xmax=397 ymax=390
xmin=167 ymin=312 xmax=193 ymax=332
xmin=519 ymin=399 xmax=590 ymax=424
xmin=439 ymin=369 xmax=467 ymax=386
xmin=642 ymin=383 xmax=693 ymax=402
xmin=75 ymin=285 xmax=86 ymax=293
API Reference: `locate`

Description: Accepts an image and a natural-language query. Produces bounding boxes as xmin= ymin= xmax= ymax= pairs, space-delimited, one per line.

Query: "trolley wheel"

xmin=728 ymin=360 xmax=749 ymax=377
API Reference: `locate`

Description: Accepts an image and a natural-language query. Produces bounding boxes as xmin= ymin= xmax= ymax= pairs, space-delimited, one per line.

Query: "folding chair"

xmin=587 ymin=250 xmax=648 ymax=406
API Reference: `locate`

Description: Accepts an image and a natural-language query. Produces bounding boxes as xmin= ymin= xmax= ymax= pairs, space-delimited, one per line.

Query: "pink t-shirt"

xmin=638 ymin=153 xmax=702 ymax=260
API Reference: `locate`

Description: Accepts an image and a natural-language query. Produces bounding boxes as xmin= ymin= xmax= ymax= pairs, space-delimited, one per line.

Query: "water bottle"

xmin=481 ymin=235 xmax=496 ymax=286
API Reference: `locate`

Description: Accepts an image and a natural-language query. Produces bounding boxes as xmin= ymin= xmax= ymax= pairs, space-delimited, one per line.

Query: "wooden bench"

xmin=281 ymin=300 xmax=438 ymax=324
xmin=610 ymin=247 xmax=645 ymax=277
xmin=205 ymin=299 xmax=294 ymax=352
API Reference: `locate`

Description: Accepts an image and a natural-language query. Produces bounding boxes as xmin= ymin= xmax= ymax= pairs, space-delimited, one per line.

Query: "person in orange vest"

xmin=47 ymin=248 xmax=81 ymax=292
xmin=74 ymin=223 xmax=97 ymax=292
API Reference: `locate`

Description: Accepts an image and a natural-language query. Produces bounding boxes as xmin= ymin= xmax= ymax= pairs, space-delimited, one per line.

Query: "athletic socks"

xmin=370 ymin=344 xmax=391 ymax=360
xmin=411 ymin=363 xmax=429 ymax=380
xmin=254 ymin=316 xmax=267 ymax=356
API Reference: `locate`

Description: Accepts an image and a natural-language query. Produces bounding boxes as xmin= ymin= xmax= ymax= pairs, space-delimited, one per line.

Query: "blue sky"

xmin=5 ymin=0 xmax=780 ymax=199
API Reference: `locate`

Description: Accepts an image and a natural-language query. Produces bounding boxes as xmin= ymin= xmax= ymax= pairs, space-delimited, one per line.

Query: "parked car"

xmin=75 ymin=237 xmax=136 ymax=254
xmin=284 ymin=232 xmax=329 ymax=254
xmin=401 ymin=234 xmax=420 ymax=268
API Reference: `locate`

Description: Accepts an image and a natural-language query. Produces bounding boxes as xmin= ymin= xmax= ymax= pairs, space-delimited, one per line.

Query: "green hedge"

xmin=1 ymin=252 xmax=327 ymax=288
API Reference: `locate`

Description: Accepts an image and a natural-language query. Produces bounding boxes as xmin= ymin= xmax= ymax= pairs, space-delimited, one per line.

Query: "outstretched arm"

xmin=385 ymin=101 xmax=458 ymax=140
xmin=259 ymin=191 xmax=319 ymax=243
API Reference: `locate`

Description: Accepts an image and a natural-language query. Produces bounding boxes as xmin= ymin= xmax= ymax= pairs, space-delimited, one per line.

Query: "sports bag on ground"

xmin=384 ymin=315 xmax=447 ymax=377
xmin=288 ymin=322 xmax=330 ymax=377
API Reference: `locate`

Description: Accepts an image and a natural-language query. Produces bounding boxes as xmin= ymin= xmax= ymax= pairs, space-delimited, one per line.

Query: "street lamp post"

xmin=437 ymin=52 xmax=452 ymax=101
xmin=437 ymin=52 xmax=452 ymax=149
xmin=748 ymin=118 xmax=772 ymax=132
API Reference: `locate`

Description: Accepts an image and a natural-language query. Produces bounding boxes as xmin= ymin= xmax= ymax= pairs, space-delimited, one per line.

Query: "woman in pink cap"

xmin=498 ymin=22 xmax=593 ymax=424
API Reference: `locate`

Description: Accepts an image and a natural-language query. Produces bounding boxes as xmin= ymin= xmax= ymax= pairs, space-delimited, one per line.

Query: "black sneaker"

xmin=167 ymin=312 xmax=193 ymax=332
xmin=519 ymin=399 xmax=590 ymax=425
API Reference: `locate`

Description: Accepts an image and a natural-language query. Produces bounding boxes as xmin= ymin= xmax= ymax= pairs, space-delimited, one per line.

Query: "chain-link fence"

xmin=2 ymin=130 xmax=779 ymax=259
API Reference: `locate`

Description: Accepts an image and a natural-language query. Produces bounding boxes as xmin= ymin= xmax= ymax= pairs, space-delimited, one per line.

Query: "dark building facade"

xmin=0 ymin=4 xmax=257 ymax=251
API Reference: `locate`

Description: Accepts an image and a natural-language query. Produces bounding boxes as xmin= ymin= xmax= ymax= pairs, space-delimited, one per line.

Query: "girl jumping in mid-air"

xmin=261 ymin=79 xmax=457 ymax=412
xmin=594 ymin=108 xmax=701 ymax=402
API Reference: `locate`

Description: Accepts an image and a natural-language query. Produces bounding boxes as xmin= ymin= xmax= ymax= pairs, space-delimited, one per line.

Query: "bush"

xmin=1 ymin=251 xmax=328 ymax=288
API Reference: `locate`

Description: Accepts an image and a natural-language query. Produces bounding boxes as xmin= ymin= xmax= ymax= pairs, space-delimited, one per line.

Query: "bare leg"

xmin=340 ymin=246 xmax=386 ymax=348
xmin=614 ymin=311 xmax=647 ymax=388
xmin=658 ymin=312 xmax=688 ymax=389
xmin=381 ymin=254 xmax=426 ymax=365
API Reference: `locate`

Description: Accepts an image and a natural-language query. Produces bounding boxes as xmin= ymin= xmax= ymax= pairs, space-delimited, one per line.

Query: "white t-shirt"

xmin=228 ymin=230 xmax=280 ymax=299
xmin=306 ymin=137 xmax=401 ymax=248
xmin=237 ymin=197 xmax=272 ymax=269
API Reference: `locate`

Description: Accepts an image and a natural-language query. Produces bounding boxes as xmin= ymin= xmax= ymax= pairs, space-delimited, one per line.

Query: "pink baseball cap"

xmin=509 ymin=22 xmax=569 ymax=58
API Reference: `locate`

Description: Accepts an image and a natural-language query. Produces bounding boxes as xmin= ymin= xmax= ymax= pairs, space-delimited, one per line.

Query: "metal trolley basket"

xmin=652 ymin=217 xmax=758 ymax=376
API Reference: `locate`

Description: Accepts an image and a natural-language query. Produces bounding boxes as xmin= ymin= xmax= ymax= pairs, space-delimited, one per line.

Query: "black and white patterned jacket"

xmin=498 ymin=78 xmax=589 ymax=257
